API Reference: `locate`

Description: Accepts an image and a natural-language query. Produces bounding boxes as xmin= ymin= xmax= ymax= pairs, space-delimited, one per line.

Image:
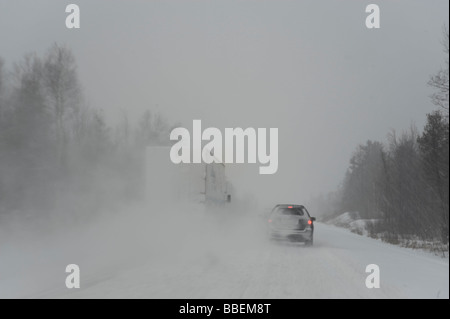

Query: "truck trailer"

xmin=145 ymin=146 xmax=231 ymax=205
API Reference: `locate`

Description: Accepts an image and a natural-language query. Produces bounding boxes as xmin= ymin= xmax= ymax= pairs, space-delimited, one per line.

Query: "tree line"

xmin=317 ymin=29 xmax=449 ymax=245
xmin=0 ymin=44 xmax=175 ymax=220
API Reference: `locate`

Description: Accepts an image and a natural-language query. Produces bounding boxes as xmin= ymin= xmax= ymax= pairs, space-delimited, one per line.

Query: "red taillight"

xmin=308 ymin=220 xmax=312 ymax=225
xmin=268 ymin=219 xmax=272 ymax=223
xmin=288 ymin=206 xmax=293 ymax=208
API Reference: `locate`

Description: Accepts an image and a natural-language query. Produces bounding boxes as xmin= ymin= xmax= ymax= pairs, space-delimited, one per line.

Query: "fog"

xmin=0 ymin=199 xmax=266 ymax=298
xmin=0 ymin=0 xmax=448 ymax=202
xmin=0 ymin=1 xmax=448 ymax=299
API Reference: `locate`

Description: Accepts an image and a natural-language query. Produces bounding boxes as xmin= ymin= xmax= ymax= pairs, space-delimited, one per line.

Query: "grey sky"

xmin=1 ymin=0 xmax=448 ymax=206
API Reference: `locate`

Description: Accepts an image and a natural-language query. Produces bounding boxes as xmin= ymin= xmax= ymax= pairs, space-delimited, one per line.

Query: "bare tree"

xmin=42 ymin=43 xmax=81 ymax=167
xmin=428 ymin=27 xmax=449 ymax=112
xmin=1 ymin=53 xmax=56 ymax=211
xmin=135 ymin=109 xmax=173 ymax=146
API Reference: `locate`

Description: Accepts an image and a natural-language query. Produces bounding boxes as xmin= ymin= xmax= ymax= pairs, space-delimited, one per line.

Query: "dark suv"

xmin=268 ymin=204 xmax=315 ymax=246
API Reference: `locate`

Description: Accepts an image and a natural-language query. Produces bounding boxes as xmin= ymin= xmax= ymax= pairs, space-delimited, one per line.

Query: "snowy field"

xmin=0 ymin=205 xmax=448 ymax=299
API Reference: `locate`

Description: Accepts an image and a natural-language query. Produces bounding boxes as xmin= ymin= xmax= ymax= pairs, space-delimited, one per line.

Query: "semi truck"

xmin=145 ymin=146 xmax=231 ymax=205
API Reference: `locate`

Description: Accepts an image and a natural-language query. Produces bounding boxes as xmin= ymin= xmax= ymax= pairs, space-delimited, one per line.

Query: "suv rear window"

xmin=275 ymin=207 xmax=304 ymax=216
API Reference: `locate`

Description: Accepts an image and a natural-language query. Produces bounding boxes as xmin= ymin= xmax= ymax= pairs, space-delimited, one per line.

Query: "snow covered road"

xmin=3 ymin=213 xmax=446 ymax=299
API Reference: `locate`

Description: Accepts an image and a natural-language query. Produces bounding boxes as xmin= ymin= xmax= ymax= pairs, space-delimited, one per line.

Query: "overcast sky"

xmin=0 ymin=0 xmax=448 ymax=206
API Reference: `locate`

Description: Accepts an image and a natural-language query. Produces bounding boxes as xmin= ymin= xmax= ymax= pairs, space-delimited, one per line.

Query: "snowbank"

xmin=326 ymin=212 xmax=449 ymax=257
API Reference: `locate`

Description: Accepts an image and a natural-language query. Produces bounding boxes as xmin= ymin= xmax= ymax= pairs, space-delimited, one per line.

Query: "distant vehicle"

xmin=145 ymin=146 xmax=231 ymax=205
xmin=267 ymin=204 xmax=316 ymax=246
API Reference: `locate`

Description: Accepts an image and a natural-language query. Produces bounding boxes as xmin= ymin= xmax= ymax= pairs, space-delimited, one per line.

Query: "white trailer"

xmin=145 ymin=146 xmax=230 ymax=205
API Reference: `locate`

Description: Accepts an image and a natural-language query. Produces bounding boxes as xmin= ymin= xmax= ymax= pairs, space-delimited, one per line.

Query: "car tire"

xmin=305 ymin=237 xmax=313 ymax=247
